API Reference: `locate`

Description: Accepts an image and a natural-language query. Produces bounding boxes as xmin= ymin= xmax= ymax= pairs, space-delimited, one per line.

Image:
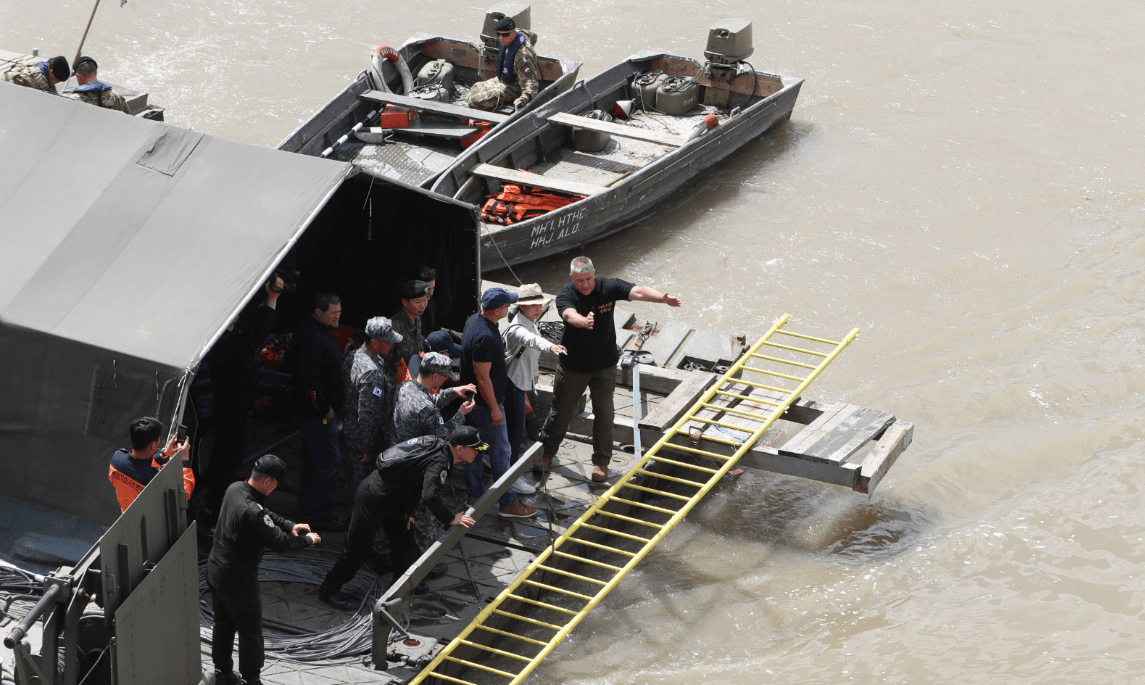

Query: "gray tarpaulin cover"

xmin=0 ymin=83 xmax=351 ymax=524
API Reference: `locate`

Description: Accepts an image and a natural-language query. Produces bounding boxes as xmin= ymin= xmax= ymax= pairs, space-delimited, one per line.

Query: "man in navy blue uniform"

xmin=535 ymin=256 xmax=681 ymax=482
xmin=460 ymin=288 xmax=538 ymax=518
xmin=207 ymin=455 xmax=320 ymax=685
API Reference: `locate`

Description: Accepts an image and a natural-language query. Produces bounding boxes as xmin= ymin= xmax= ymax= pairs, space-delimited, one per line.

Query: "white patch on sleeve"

xmin=372 ymin=387 xmax=383 ymax=397
xmin=263 ymin=514 xmax=274 ymax=528
xmin=438 ymin=417 xmax=444 ymax=424
xmin=439 ymin=470 xmax=448 ymax=485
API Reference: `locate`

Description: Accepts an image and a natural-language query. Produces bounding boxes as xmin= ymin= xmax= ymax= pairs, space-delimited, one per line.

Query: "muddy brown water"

xmin=4 ymin=0 xmax=1145 ymax=682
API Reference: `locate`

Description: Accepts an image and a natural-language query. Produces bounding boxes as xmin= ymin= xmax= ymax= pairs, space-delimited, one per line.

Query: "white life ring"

xmin=370 ymin=45 xmax=414 ymax=95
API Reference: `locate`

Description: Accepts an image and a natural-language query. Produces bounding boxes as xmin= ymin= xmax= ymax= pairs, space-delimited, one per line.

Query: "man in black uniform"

xmin=535 ymin=256 xmax=681 ymax=482
xmin=317 ymin=427 xmax=482 ymax=609
xmin=207 ymin=455 xmax=321 ymax=685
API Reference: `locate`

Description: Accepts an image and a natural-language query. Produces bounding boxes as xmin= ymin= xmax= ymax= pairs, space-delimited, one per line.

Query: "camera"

xmin=269 ymin=270 xmax=301 ymax=295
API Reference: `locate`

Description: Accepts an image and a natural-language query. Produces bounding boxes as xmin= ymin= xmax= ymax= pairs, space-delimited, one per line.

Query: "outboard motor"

xmin=480 ymin=2 xmax=532 ymax=62
xmin=703 ymin=19 xmax=754 ymax=81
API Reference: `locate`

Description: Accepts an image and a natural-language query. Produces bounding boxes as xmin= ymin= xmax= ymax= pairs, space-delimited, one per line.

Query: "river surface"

xmin=4 ymin=0 xmax=1144 ymax=682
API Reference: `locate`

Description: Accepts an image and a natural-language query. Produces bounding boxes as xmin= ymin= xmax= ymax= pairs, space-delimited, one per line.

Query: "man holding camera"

xmin=208 ymin=455 xmax=320 ymax=685
xmin=108 ymin=416 xmax=193 ymax=513
xmin=393 ymin=352 xmax=477 ymax=444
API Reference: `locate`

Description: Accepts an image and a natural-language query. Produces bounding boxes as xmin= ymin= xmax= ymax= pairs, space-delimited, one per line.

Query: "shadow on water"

xmin=484 ymin=120 xmax=816 ymax=286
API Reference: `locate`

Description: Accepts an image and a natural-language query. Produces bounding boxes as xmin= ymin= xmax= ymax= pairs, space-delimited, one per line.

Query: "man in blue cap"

xmin=207 ymin=455 xmax=321 ymax=685
xmin=459 ymin=288 xmax=539 ymax=518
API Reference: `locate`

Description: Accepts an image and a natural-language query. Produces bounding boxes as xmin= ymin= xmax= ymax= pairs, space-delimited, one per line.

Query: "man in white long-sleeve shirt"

xmin=503 ymin=284 xmax=566 ymax=493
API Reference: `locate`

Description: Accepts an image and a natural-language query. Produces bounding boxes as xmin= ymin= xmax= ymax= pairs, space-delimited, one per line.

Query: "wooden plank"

xmin=397 ymin=122 xmax=479 ymax=138
xmin=662 ymin=433 xmax=861 ymax=488
xmin=777 ymin=402 xmax=856 ymax=457
xmin=637 ymin=372 xmax=716 ymax=433
xmin=472 ymin=163 xmax=605 ymax=197
xmin=778 ymin=403 xmax=894 ymax=464
xmin=548 ymin=112 xmax=685 ymax=148
xmin=855 ymin=421 xmax=914 ymax=495
xmin=359 ymin=89 xmax=509 ymax=123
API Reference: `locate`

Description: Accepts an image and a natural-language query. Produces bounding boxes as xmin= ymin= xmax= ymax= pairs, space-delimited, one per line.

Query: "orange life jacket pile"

xmin=480 ymin=184 xmax=585 ymax=225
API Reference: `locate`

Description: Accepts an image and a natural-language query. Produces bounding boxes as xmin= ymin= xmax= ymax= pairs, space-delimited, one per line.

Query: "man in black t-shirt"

xmin=535 ymin=256 xmax=682 ymax=482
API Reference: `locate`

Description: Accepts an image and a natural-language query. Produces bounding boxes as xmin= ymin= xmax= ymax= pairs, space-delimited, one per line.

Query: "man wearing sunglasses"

xmin=466 ymin=17 xmax=541 ymax=112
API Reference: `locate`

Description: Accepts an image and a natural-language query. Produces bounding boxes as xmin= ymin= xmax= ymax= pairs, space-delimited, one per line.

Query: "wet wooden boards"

xmin=548 ymin=112 xmax=685 ymax=147
xmin=359 ymin=90 xmax=510 ymax=123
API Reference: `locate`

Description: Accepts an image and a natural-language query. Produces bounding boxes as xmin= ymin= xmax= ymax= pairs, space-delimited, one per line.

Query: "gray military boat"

xmin=277 ymin=2 xmax=581 ymax=188
xmin=429 ymin=20 xmax=802 ymax=272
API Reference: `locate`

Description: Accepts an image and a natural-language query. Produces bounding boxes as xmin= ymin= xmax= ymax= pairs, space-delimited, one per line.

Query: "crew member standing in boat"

xmin=534 ymin=257 xmax=681 ymax=483
xmin=466 ymin=17 xmax=541 ymax=111
xmin=5 ymin=56 xmax=69 ymax=93
xmin=65 ymin=56 xmax=130 ymax=113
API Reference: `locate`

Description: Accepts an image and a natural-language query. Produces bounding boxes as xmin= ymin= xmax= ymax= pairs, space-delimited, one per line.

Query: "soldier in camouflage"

xmin=5 ymin=56 xmax=69 ymax=93
xmin=393 ymin=352 xmax=477 ymax=444
xmin=466 ymin=17 xmax=541 ymax=111
xmin=65 ymin=56 xmax=129 ymax=113
xmin=342 ymin=317 xmax=403 ymax=496
xmin=384 ymin=280 xmax=430 ymax=386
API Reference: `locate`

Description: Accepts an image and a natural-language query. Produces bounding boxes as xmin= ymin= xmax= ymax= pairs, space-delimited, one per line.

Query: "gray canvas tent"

xmin=0 ymin=83 xmax=479 ymax=526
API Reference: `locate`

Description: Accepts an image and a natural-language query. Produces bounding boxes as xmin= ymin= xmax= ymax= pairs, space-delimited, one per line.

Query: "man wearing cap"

xmin=394 ymin=352 xmax=477 ymax=444
xmin=466 ymin=17 xmax=541 ymax=111
xmin=415 ymin=265 xmax=441 ymax=337
xmin=342 ymin=316 xmax=403 ymax=497
xmin=503 ymin=285 xmax=567 ymax=480
xmin=460 ymin=288 xmax=539 ymax=518
xmin=536 ymin=256 xmax=682 ymax=482
xmin=208 ymin=455 xmax=321 ymax=685
xmin=65 ymin=56 xmax=129 ymax=113
xmin=287 ymin=291 xmax=346 ymax=529
xmin=386 ymin=280 xmax=431 ymax=387
xmin=4 ymin=56 xmax=69 ymax=93
xmin=318 ymin=429 xmax=481 ymax=609
xmin=406 ymin=330 xmax=462 ymax=384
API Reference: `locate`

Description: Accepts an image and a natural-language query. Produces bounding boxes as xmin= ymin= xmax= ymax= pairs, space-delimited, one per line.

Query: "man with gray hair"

xmin=535 ymin=256 xmax=682 ymax=482
xmin=342 ymin=316 xmax=402 ymax=496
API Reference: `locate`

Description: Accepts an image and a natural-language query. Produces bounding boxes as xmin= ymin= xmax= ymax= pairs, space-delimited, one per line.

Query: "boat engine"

xmin=703 ymin=19 xmax=754 ymax=81
xmin=480 ymin=2 xmax=532 ymax=62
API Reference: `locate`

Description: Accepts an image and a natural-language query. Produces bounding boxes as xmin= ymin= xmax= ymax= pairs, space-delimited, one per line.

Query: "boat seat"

xmin=471 ymin=163 xmax=606 ymax=196
xmin=547 ymin=112 xmax=685 ymax=148
xmin=359 ymin=90 xmax=510 ymax=124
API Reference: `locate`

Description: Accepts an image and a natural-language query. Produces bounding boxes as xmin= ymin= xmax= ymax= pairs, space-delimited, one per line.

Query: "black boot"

xmin=318 ymin=586 xmax=354 ymax=610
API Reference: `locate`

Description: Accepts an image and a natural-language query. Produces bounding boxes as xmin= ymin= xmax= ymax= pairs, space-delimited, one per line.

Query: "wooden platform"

xmin=359 ymin=90 xmax=509 ymax=123
xmin=548 ymin=112 xmax=685 ymax=148
xmin=472 ymin=163 xmax=604 ymax=196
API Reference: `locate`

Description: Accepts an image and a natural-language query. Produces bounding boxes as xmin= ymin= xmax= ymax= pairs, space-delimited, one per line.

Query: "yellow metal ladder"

xmin=411 ymin=314 xmax=859 ymax=685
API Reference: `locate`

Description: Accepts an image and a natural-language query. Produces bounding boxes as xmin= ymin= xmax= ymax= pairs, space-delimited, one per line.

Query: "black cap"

xmin=47 ymin=56 xmax=70 ymax=82
xmin=253 ymin=454 xmax=288 ymax=482
xmin=73 ymin=56 xmax=97 ymax=72
xmin=400 ymin=280 xmax=429 ymax=300
xmin=451 ymin=425 xmax=489 ymax=451
xmin=496 ymin=17 xmax=516 ymax=32
xmin=416 ymin=265 xmax=436 ymax=282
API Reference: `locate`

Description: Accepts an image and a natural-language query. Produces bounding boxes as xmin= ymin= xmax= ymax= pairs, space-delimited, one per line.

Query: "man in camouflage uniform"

xmin=4 ymin=56 xmax=69 ymax=93
xmin=342 ymin=317 xmax=402 ymax=497
xmin=384 ymin=280 xmax=430 ymax=386
xmin=65 ymin=56 xmax=129 ymax=113
xmin=393 ymin=352 xmax=477 ymax=444
xmin=466 ymin=17 xmax=540 ymax=111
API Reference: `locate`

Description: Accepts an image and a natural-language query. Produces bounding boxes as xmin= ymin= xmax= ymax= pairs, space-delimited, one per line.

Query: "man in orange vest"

xmin=108 ymin=416 xmax=194 ymax=513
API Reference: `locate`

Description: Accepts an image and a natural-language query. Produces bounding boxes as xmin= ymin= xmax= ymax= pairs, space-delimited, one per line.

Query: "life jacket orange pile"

xmin=479 ymin=184 xmax=585 ymax=225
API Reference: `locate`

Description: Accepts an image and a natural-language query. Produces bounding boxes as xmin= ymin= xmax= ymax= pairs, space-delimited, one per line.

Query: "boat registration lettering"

xmin=528 ymin=206 xmax=589 ymax=250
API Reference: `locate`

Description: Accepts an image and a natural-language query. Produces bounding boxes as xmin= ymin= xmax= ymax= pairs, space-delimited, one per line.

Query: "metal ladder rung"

xmin=553 ymin=550 xmax=624 ymax=572
xmin=457 ymin=638 xmax=534 ymax=663
xmin=474 ymin=624 xmax=548 ymax=647
xmin=522 ymin=579 xmax=595 ymax=601
xmin=659 ymin=443 xmax=731 ymax=460
xmin=722 ymin=377 xmax=794 ymax=395
xmin=620 ymin=482 xmax=693 ymax=501
xmin=609 ymin=496 xmax=679 ymax=515
xmin=712 ymin=389 xmax=782 ymax=406
xmin=492 ymin=608 xmax=567 ymax=630
xmin=634 ymin=469 xmax=705 ymax=487
xmin=595 ymin=509 xmax=667 ymax=529
xmin=764 ymin=339 xmax=828 ymax=357
xmin=536 ymin=564 xmax=610 ymax=586
xmin=507 ymin=593 xmax=579 ymax=616
xmin=749 ymin=352 xmax=818 ymax=369
xmin=576 ymin=522 xmax=652 ymax=543
xmin=423 ymin=671 xmax=478 ymax=685
xmin=442 ymin=655 xmax=518 ymax=679
xmin=741 ymin=365 xmax=806 ymax=383
xmin=686 ymin=416 xmax=757 ymax=433
xmin=700 ymin=402 xmax=772 ymax=421
xmin=565 ymin=536 xmax=637 ymax=556
xmin=773 ymin=328 xmax=841 ymax=346
xmin=647 ymin=455 xmax=719 ymax=473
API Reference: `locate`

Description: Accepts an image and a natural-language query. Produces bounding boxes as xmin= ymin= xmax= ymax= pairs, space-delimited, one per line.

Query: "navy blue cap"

xmin=253 ymin=454 xmax=288 ymax=483
xmin=427 ymin=330 xmax=462 ymax=357
xmin=481 ymin=287 xmax=518 ymax=310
